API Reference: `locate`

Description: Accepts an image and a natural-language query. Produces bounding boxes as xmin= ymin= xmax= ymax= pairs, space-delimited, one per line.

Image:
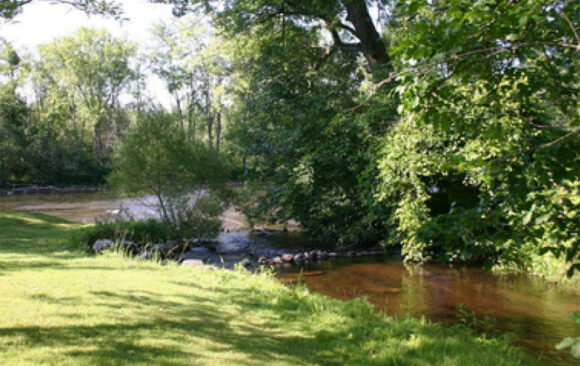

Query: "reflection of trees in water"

xmin=402 ymin=264 xmax=579 ymax=364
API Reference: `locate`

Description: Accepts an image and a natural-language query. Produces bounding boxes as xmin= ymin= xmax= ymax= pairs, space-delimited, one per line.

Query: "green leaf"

xmin=505 ymin=33 xmax=519 ymax=41
xmin=390 ymin=40 xmax=413 ymax=55
xmin=534 ymin=214 xmax=551 ymax=225
xmin=408 ymin=2 xmax=424 ymax=14
xmin=571 ymin=343 xmax=580 ymax=359
xmin=411 ymin=96 xmax=420 ymax=109
xmin=522 ymin=204 xmax=536 ymax=225
xmin=556 ymin=337 xmax=574 ymax=350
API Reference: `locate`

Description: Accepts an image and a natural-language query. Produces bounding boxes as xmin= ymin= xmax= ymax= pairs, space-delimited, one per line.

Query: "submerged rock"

xmin=215 ymin=232 xmax=251 ymax=254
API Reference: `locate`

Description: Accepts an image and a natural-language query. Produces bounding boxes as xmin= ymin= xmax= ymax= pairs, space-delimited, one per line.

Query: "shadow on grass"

xmin=1 ymin=291 xmax=329 ymax=365
xmin=0 ymin=281 xmax=536 ymax=366
xmin=0 ymin=212 xmax=95 ymax=275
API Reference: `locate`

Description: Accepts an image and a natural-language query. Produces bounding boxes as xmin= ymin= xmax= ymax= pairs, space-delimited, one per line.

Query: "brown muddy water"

xmin=1 ymin=192 xmax=579 ymax=365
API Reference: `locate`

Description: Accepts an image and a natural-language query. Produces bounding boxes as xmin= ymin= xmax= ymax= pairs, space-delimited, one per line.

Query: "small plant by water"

xmin=455 ymin=304 xmax=499 ymax=338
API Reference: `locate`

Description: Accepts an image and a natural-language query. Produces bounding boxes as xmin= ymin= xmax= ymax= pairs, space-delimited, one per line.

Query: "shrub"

xmin=106 ymin=111 xmax=231 ymax=244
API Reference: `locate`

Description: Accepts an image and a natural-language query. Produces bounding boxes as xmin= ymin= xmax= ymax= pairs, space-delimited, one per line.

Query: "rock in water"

xmin=139 ymin=250 xmax=152 ymax=260
xmin=182 ymin=247 xmax=212 ymax=260
xmin=181 ymin=259 xmax=204 ymax=267
xmin=151 ymin=243 xmax=171 ymax=254
xmin=293 ymin=253 xmax=305 ymax=262
xmin=281 ymin=253 xmax=294 ymax=263
xmin=240 ymin=258 xmax=252 ymax=267
xmin=92 ymin=239 xmax=115 ymax=252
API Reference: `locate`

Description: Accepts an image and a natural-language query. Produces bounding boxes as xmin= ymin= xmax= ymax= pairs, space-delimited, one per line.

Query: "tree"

xmin=109 ymin=111 xmax=229 ymax=235
xmin=0 ymin=39 xmax=28 ymax=182
xmin=145 ymin=16 xmax=230 ymax=151
xmin=375 ymin=0 xmax=579 ymax=274
xmin=34 ymin=27 xmax=137 ymax=155
xmin=157 ymin=0 xmax=392 ymax=68
xmin=217 ymin=7 xmax=398 ymax=244
xmin=0 ymin=0 xmax=122 ymax=20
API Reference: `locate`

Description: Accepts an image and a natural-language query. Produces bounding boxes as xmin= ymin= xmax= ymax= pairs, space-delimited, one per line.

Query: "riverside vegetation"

xmin=0 ymin=0 xmax=578 ymax=363
xmin=0 ymin=211 xmax=540 ymax=365
xmin=1 ymin=0 xmax=578 ymax=284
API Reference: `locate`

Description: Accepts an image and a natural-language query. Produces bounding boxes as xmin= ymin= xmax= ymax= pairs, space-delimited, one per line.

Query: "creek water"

xmin=1 ymin=191 xmax=578 ymax=365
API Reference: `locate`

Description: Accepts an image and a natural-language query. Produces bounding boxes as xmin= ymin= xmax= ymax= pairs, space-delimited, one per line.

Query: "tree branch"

xmin=344 ymin=41 xmax=580 ymax=112
xmin=536 ymin=127 xmax=580 ymax=150
xmin=336 ymin=21 xmax=357 ymax=37
xmin=560 ymin=10 xmax=580 ymax=45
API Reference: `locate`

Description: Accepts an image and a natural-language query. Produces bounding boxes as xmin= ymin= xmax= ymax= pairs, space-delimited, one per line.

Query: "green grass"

xmin=0 ymin=211 xmax=540 ymax=366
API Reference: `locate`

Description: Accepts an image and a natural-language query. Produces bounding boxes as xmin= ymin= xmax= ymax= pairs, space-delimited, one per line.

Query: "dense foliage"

xmin=224 ymin=17 xmax=397 ymax=245
xmin=0 ymin=29 xmax=136 ymax=184
xmin=187 ymin=0 xmax=579 ymax=277
xmin=378 ymin=0 xmax=579 ymax=274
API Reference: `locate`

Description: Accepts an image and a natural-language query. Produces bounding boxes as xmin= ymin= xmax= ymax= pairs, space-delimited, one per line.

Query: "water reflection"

xmin=278 ymin=257 xmax=580 ymax=365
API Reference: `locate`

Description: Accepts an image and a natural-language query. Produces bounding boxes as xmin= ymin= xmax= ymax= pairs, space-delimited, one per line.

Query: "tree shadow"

xmin=1 ymin=281 xmax=537 ymax=366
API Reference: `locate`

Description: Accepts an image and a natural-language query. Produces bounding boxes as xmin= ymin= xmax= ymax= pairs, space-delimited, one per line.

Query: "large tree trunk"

xmin=343 ymin=0 xmax=389 ymax=66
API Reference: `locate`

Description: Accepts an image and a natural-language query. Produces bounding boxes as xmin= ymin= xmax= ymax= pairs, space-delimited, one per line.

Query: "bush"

xmin=109 ymin=111 xmax=230 ymax=230
xmin=82 ymin=196 xmax=223 ymax=249
xmin=94 ymin=111 xmax=231 ymax=250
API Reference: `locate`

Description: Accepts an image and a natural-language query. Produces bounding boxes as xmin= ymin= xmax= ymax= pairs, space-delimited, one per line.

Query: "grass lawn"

xmin=0 ymin=211 xmax=540 ymax=365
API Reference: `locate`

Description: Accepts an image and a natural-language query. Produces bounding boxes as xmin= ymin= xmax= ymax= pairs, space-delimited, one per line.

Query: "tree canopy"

xmin=0 ymin=0 xmax=122 ymax=20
